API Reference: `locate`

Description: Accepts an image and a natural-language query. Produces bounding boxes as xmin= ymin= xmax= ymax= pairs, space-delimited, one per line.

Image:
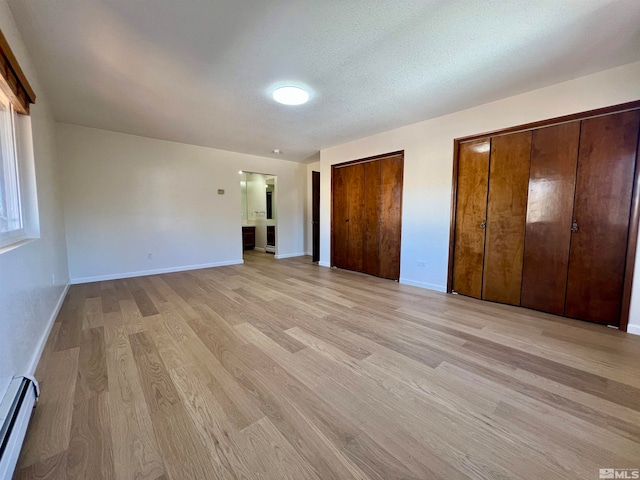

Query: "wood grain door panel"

xmin=482 ymin=131 xmax=532 ymax=305
xmin=379 ymin=155 xmax=403 ymax=280
xmin=346 ymin=164 xmax=365 ymax=272
xmin=331 ymin=167 xmax=349 ymax=269
xmin=332 ymin=153 xmax=403 ymax=280
xmin=362 ymin=160 xmax=381 ymax=276
xmin=521 ymin=122 xmax=580 ymax=315
xmin=452 ymin=140 xmax=490 ymax=298
xmin=565 ymin=111 xmax=640 ymax=325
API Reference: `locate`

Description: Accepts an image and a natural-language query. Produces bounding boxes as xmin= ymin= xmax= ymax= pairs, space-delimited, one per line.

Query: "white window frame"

xmin=0 ymin=87 xmax=25 ymax=248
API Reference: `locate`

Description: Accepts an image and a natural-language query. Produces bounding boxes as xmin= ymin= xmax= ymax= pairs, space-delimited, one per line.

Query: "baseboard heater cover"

xmin=0 ymin=376 xmax=39 ymax=480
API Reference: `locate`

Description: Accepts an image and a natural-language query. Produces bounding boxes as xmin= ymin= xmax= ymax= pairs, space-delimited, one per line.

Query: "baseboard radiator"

xmin=0 ymin=376 xmax=39 ymax=480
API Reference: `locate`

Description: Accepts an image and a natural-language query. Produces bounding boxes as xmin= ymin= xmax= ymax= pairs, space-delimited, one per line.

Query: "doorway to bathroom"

xmin=240 ymin=171 xmax=277 ymax=259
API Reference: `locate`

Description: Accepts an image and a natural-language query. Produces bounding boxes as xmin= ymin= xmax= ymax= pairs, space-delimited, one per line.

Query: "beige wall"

xmin=0 ymin=0 xmax=69 ymax=394
xmin=319 ymin=60 xmax=640 ymax=334
xmin=58 ymin=124 xmax=307 ymax=282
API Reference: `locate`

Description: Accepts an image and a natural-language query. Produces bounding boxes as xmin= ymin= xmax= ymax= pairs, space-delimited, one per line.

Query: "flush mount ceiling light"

xmin=272 ymin=86 xmax=309 ymax=106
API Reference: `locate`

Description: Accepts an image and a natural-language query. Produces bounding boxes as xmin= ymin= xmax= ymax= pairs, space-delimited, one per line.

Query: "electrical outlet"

xmin=417 ymin=261 xmax=426 ymax=267
xmin=147 ymin=253 xmax=153 ymax=261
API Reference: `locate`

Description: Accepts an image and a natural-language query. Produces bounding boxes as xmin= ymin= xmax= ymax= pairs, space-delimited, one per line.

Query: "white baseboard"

xmin=318 ymin=261 xmax=330 ymax=268
xmin=70 ymin=259 xmax=244 ymax=284
xmin=399 ymin=278 xmax=447 ymax=293
xmin=254 ymin=247 xmax=266 ymax=252
xmin=627 ymin=324 xmax=640 ymax=336
xmin=275 ymin=252 xmax=306 ymax=259
xmin=27 ymin=283 xmax=70 ymax=375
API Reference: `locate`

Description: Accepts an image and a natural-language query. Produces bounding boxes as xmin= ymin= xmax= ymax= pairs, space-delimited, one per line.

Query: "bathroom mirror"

xmin=266 ymin=177 xmax=275 ymax=220
xmin=240 ymin=172 xmax=277 ymax=254
xmin=240 ymin=172 xmax=248 ymax=223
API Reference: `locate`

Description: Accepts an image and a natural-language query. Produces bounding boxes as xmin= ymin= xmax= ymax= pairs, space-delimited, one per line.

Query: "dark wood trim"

xmin=394 ymin=154 xmax=405 ymax=281
xmin=457 ymin=100 xmax=640 ymax=145
xmin=448 ymin=101 xmax=640 ymax=331
xmin=332 ymin=150 xmax=404 ymax=169
xmin=330 ymin=166 xmax=336 ymax=267
xmin=619 ymin=124 xmax=640 ymax=332
xmin=0 ymin=29 xmax=36 ymax=114
xmin=446 ymin=139 xmax=462 ymax=293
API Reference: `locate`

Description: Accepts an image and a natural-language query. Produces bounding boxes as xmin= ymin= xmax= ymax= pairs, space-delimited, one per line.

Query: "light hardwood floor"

xmin=15 ymin=251 xmax=640 ymax=479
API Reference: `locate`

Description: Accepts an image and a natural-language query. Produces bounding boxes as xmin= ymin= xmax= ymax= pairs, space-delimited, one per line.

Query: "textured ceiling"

xmin=8 ymin=0 xmax=640 ymax=162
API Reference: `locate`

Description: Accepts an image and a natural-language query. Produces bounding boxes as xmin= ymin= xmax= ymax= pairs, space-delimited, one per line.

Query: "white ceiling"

xmin=8 ymin=0 xmax=640 ymax=162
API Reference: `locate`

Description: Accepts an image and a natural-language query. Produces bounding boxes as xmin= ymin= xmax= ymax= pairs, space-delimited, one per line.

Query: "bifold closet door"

xmin=362 ymin=160 xmax=381 ymax=276
xmin=379 ymin=155 xmax=403 ymax=280
xmin=345 ymin=164 xmax=365 ymax=272
xmin=520 ymin=122 xmax=580 ymax=315
xmin=482 ymin=131 xmax=532 ymax=305
xmin=565 ymin=110 xmax=640 ymax=325
xmin=332 ymin=166 xmax=349 ymax=269
xmin=452 ymin=139 xmax=490 ymax=298
xmin=332 ymin=154 xmax=403 ymax=279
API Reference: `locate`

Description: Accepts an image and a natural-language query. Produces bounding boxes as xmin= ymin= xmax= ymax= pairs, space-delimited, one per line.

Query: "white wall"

xmin=305 ymin=161 xmax=320 ymax=255
xmin=58 ymin=124 xmax=306 ymax=282
xmin=320 ymin=60 xmax=640 ymax=334
xmin=0 ymin=0 xmax=69 ymax=395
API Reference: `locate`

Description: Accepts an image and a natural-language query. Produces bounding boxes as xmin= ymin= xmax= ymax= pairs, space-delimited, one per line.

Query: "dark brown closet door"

xmin=452 ymin=139 xmax=490 ymax=298
xmin=379 ymin=155 xmax=403 ymax=280
xmin=345 ymin=164 xmax=365 ymax=272
xmin=483 ymin=131 xmax=532 ymax=305
xmin=520 ymin=122 xmax=580 ymax=315
xmin=565 ymin=111 xmax=640 ymax=325
xmin=332 ymin=166 xmax=349 ymax=269
xmin=362 ymin=160 xmax=381 ymax=276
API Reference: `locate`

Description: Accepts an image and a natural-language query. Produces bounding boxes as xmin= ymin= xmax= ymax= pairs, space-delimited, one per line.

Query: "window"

xmin=0 ymin=28 xmax=36 ymax=250
xmin=0 ymin=88 xmax=23 ymax=247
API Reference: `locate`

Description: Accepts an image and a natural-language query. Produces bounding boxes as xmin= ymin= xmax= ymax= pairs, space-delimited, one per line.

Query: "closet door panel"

xmin=483 ymin=131 xmax=532 ymax=305
xmin=362 ymin=160 xmax=381 ymax=276
xmin=379 ymin=155 xmax=403 ymax=280
xmin=332 ymin=167 xmax=349 ymax=269
xmin=565 ymin=111 xmax=640 ymax=325
xmin=452 ymin=139 xmax=490 ymax=298
xmin=521 ymin=122 xmax=580 ymax=315
xmin=346 ymin=164 xmax=365 ymax=272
